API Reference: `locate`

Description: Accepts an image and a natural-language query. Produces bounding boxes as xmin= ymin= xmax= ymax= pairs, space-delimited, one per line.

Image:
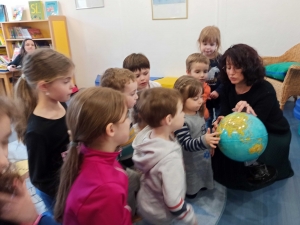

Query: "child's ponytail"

xmin=13 ymin=48 xmax=74 ymax=142
xmin=14 ymin=76 xmax=37 ymax=142
xmin=53 ymin=87 xmax=127 ymax=223
xmin=54 ymin=143 xmax=82 ymax=222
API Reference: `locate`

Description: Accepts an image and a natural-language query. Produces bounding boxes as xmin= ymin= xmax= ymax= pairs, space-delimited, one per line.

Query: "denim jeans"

xmin=206 ymin=106 xmax=221 ymax=129
xmin=35 ymin=188 xmax=55 ymax=215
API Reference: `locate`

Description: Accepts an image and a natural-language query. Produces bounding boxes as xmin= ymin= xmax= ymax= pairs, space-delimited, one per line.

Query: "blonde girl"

xmin=14 ymin=48 xmax=75 ymax=214
xmin=198 ymin=25 xmax=222 ymax=128
xmin=174 ymin=75 xmax=219 ymax=199
xmin=54 ymin=87 xmax=132 ymax=225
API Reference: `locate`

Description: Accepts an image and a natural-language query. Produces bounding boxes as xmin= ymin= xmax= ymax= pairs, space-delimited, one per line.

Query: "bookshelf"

xmin=0 ymin=16 xmax=72 ymax=61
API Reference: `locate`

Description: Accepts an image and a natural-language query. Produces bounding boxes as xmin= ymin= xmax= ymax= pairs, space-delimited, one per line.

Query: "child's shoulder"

xmin=149 ymin=80 xmax=161 ymax=88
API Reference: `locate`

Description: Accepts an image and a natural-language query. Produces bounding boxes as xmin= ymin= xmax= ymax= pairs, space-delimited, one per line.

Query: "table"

xmin=0 ymin=70 xmax=21 ymax=97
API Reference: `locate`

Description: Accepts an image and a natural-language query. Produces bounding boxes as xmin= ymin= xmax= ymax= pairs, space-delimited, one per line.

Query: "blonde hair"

xmin=186 ymin=53 xmax=210 ymax=72
xmin=54 ymin=87 xmax=127 ymax=222
xmin=14 ymin=48 xmax=74 ymax=142
xmin=173 ymin=75 xmax=204 ymax=117
xmin=198 ymin=26 xmax=221 ymax=58
xmin=101 ymin=68 xmax=136 ymax=92
xmin=138 ymin=87 xmax=182 ymax=128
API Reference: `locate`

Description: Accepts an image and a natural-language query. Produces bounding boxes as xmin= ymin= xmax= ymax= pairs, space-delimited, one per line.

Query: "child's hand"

xmin=210 ymin=148 xmax=215 ymax=157
xmin=210 ymin=91 xmax=219 ymax=99
xmin=212 ymin=116 xmax=224 ymax=132
xmin=205 ymin=128 xmax=220 ymax=149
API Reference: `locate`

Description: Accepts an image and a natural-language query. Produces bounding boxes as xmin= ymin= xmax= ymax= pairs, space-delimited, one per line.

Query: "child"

xmin=54 ymin=87 xmax=132 ymax=225
xmin=131 ymin=91 xmax=147 ymax=135
xmin=123 ymin=53 xmax=161 ymax=91
xmin=7 ymin=39 xmax=37 ymax=71
xmin=14 ymin=48 xmax=75 ymax=214
xmin=132 ymin=87 xmax=197 ymax=225
xmin=101 ymin=68 xmax=140 ymax=217
xmin=186 ymin=53 xmax=211 ymax=120
xmin=198 ymin=26 xmax=222 ymax=128
xmin=0 ymin=97 xmax=61 ymax=225
xmin=174 ymin=76 xmax=220 ymax=199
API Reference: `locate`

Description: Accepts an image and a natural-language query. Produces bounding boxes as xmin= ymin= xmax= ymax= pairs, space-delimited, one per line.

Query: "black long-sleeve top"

xmin=7 ymin=54 xmax=23 ymax=67
xmin=24 ymin=104 xmax=69 ymax=197
xmin=220 ymin=79 xmax=290 ymax=134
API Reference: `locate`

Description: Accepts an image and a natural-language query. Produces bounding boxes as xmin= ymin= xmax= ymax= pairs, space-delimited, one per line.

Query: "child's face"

xmin=43 ymin=68 xmax=75 ymax=102
xmin=226 ymin=58 xmax=245 ymax=85
xmin=187 ymin=62 xmax=209 ymax=84
xmin=123 ymin=81 xmax=138 ymax=109
xmin=184 ymin=92 xmax=203 ymax=115
xmin=170 ymin=101 xmax=185 ymax=132
xmin=113 ymin=108 xmax=131 ymax=147
xmin=0 ymin=114 xmax=11 ymax=173
xmin=24 ymin=40 xmax=36 ymax=53
xmin=133 ymin=68 xmax=150 ymax=91
xmin=200 ymin=41 xmax=218 ymax=59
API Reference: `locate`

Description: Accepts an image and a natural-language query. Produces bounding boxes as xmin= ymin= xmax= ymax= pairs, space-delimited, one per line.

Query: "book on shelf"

xmin=29 ymin=1 xmax=45 ymax=20
xmin=12 ymin=6 xmax=24 ymax=21
xmin=0 ymin=30 xmax=5 ymax=46
xmin=0 ymin=5 xmax=8 ymax=22
xmin=45 ymin=1 xmax=58 ymax=18
xmin=0 ymin=55 xmax=10 ymax=64
xmin=8 ymin=27 xmax=44 ymax=39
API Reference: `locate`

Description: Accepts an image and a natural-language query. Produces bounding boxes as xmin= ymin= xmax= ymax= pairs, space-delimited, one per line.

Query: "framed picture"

xmin=75 ymin=0 xmax=104 ymax=10
xmin=151 ymin=0 xmax=188 ymax=20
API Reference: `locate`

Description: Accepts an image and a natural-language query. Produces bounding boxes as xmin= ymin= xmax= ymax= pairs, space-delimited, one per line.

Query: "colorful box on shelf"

xmin=155 ymin=77 xmax=178 ymax=89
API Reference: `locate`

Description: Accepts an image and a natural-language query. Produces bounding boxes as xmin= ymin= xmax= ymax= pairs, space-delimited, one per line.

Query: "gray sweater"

xmin=175 ymin=114 xmax=214 ymax=195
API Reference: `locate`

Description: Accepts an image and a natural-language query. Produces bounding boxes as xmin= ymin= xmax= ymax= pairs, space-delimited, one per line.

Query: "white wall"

xmin=3 ymin=0 xmax=300 ymax=87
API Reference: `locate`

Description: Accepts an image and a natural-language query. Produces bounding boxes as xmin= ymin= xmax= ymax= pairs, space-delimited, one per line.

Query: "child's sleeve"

xmin=77 ymin=184 xmax=131 ymax=225
xmin=160 ymin=158 xmax=197 ymax=225
xmin=174 ymin=122 xmax=209 ymax=151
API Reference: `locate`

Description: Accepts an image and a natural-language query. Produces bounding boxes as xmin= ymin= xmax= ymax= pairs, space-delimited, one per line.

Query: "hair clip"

xmin=69 ymin=141 xmax=79 ymax=147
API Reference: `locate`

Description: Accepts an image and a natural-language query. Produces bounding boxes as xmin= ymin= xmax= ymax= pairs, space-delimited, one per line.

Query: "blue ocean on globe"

xmin=216 ymin=112 xmax=268 ymax=162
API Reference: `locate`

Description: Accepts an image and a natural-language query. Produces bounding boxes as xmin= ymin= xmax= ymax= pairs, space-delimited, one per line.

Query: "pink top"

xmin=64 ymin=146 xmax=132 ymax=225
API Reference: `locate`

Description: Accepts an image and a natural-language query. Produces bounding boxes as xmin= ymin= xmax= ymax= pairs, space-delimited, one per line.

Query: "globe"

xmin=216 ymin=112 xmax=268 ymax=162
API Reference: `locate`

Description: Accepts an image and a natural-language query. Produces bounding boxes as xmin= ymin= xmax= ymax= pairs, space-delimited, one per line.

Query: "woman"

xmin=212 ymin=44 xmax=294 ymax=191
xmin=7 ymin=39 xmax=37 ymax=71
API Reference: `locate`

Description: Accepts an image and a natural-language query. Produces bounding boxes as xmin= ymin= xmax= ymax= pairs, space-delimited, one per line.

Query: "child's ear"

xmin=36 ymin=80 xmax=49 ymax=93
xmin=165 ymin=114 xmax=172 ymax=126
xmin=186 ymin=70 xmax=191 ymax=75
xmin=105 ymin=123 xmax=115 ymax=137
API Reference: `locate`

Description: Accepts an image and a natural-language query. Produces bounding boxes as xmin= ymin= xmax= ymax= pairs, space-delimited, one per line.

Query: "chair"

xmin=262 ymin=43 xmax=300 ymax=110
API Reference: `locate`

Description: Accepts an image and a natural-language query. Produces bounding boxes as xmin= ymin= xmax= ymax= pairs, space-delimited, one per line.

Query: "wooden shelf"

xmin=5 ymin=38 xmax=52 ymax=41
xmin=0 ymin=45 xmax=6 ymax=47
xmin=1 ymin=20 xmax=49 ymax=24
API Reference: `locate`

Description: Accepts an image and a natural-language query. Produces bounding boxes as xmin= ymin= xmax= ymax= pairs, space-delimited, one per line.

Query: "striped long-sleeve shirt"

xmin=174 ymin=121 xmax=208 ymax=152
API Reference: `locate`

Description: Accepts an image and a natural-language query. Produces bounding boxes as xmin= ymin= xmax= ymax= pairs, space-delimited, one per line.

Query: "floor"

xmin=217 ymin=101 xmax=300 ymax=225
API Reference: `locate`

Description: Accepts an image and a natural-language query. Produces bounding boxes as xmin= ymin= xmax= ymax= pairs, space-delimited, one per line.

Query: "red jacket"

xmin=64 ymin=146 xmax=132 ymax=225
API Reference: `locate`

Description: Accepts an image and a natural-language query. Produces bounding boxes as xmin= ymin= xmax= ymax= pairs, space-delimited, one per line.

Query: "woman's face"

xmin=0 ymin=114 xmax=11 ymax=173
xmin=226 ymin=58 xmax=245 ymax=85
xmin=24 ymin=40 xmax=36 ymax=53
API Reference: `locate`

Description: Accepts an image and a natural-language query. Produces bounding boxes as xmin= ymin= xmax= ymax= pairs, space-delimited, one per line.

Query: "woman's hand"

xmin=232 ymin=101 xmax=257 ymax=116
xmin=212 ymin=116 xmax=224 ymax=132
xmin=205 ymin=128 xmax=220 ymax=149
xmin=0 ymin=178 xmax=39 ymax=224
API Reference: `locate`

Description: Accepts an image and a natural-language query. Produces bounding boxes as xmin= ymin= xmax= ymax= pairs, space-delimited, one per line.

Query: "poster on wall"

xmin=151 ymin=0 xmax=188 ymax=20
xmin=75 ymin=0 xmax=104 ymax=10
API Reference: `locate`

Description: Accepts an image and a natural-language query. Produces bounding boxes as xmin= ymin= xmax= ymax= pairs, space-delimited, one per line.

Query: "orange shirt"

xmin=202 ymin=82 xmax=211 ymax=120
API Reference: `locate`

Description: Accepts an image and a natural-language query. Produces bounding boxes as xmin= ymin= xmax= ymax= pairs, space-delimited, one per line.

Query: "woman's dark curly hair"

xmin=219 ymin=44 xmax=265 ymax=86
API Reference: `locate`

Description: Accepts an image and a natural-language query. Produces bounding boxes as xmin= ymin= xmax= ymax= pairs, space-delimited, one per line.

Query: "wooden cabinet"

xmin=0 ymin=15 xmax=72 ymax=60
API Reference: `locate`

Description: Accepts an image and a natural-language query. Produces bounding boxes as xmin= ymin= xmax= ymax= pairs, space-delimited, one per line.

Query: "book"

xmin=12 ymin=47 xmax=21 ymax=61
xmin=45 ymin=1 xmax=58 ymax=18
xmin=12 ymin=6 xmax=24 ymax=21
xmin=29 ymin=1 xmax=45 ymax=20
xmin=0 ymin=55 xmax=10 ymax=64
xmin=0 ymin=30 xmax=5 ymax=46
xmin=0 ymin=5 xmax=8 ymax=22
xmin=27 ymin=28 xmax=44 ymax=38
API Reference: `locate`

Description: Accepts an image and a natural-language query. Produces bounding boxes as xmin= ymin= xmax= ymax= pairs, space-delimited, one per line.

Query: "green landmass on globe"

xmin=216 ymin=112 xmax=268 ymax=162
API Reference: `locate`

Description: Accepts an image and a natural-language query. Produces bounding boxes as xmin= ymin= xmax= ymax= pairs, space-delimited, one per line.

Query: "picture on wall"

xmin=75 ymin=0 xmax=104 ymax=10
xmin=151 ymin=0 xmax=188 ymax=20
